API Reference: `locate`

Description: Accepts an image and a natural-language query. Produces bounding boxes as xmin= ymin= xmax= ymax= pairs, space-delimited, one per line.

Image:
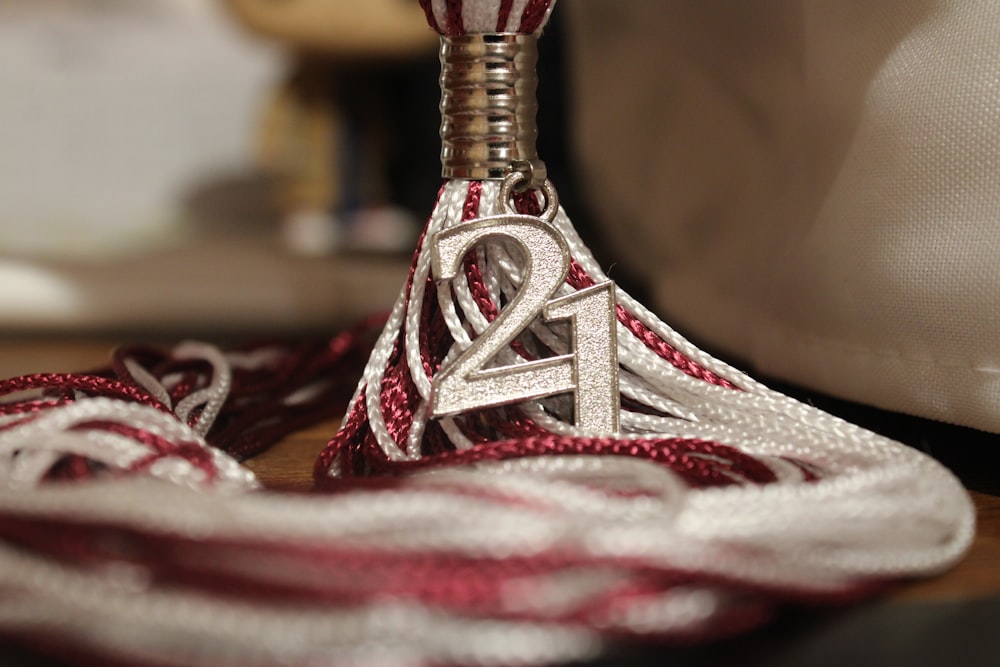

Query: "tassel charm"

xmin=429 ymin=170 xmax=620 ymax=433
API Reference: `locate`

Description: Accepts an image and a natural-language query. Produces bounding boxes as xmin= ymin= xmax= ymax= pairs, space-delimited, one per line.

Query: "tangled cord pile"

xmin=0 ymin=1 xmax=976 ymax=665
xmin=0 ymin=186 xmax=975 ymax=667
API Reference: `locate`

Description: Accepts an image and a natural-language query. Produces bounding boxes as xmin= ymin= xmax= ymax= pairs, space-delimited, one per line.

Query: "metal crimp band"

xmin=439 ymin=33 xmax=541 ymax=182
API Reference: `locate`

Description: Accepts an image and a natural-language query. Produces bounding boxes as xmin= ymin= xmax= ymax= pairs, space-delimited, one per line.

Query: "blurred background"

xmin=0 ymin=0 xmax=456 ymax=334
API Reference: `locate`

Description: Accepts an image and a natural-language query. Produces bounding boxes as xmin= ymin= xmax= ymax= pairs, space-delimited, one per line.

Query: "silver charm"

xmin=430 ymin=178 xmax=620 ymax=433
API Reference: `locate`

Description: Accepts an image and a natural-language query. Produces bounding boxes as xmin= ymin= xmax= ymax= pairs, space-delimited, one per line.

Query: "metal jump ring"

xmin=499 ymin=170 xmax=559 ymax=223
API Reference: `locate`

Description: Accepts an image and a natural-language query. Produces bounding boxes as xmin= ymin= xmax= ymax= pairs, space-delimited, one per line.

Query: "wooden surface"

xmin=2 ymin=337 xmax=998 ymax=606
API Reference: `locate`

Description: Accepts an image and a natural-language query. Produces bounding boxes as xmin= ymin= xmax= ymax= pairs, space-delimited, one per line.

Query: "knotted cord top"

xmin=428 ymin=0 xmax=556 ymax=179
xmin=418 ymin=0 xmax=556 ymax=36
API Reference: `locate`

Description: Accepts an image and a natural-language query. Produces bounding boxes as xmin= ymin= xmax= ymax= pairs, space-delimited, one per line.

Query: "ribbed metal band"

xmin=439 ymin=33 xmax=539 ymax=180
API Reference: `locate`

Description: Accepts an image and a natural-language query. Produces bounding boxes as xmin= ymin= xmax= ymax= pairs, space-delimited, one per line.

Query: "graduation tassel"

xmin=0 ymin=2 xmax=974 ymax=665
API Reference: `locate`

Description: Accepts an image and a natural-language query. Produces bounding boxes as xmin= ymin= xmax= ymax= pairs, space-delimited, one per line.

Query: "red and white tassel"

xmin=0 ymin=1 xmax=976 ymax=665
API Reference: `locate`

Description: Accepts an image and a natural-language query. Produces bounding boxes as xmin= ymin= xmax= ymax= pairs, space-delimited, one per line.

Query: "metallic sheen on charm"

xmin=430 ymin=213 xmax=620 ymax=434
xmin=439 ymin=33 xmax=541 ymax=181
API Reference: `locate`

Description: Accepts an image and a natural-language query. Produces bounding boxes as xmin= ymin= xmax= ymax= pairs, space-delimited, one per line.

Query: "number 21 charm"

xmin=429 ymin=202 xmax=620 ymax=434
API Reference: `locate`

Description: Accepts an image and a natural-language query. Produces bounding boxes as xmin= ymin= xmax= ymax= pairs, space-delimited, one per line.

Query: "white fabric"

xmin=567 ymin=1 xmax=1000 ymax=432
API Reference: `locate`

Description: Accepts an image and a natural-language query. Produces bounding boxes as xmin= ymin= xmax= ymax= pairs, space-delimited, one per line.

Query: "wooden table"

xmin=3 ymin=337 xmax=999 ymax=665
